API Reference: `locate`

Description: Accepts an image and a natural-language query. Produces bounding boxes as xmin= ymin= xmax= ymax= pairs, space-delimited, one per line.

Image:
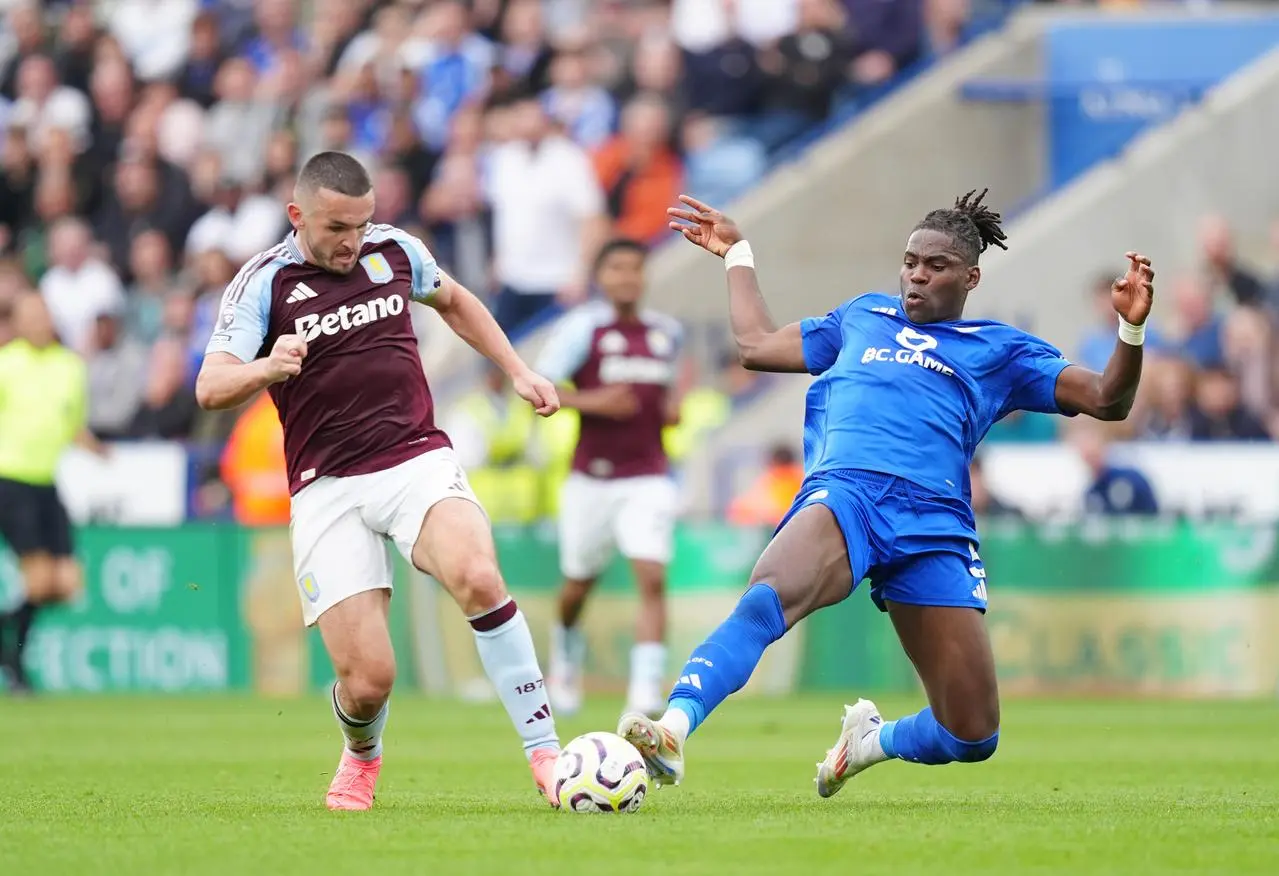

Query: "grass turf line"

xmin=1 ymin=695 xmax=1275 ymax=875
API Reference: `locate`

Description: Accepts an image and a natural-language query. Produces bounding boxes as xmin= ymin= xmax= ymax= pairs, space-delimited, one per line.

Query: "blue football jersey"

xmin=800 ymin=292 xmax=1075 ymax=504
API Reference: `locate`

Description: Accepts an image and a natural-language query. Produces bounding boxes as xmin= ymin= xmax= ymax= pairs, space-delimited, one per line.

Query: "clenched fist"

xmin=264 ymin=334 xmax=307 ymax=383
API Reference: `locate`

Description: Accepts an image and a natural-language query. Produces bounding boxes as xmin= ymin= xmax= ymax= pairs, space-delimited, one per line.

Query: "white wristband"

xmin=1118 ymin=316 xmax=1146 ymax=346
xmin=724 ymin=240 xmax=755 ymax=271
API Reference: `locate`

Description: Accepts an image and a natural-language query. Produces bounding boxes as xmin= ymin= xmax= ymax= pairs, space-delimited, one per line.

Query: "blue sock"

xmin=878 ymin=706 xmax=999 ymax=765
xmin=667 ymin=584 xmax=787 ymax=737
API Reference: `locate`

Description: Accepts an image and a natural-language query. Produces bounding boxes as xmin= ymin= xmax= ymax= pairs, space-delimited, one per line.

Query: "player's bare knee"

xmin=341 ymin=660 xmax=396 ymax=710
xmin=453 ymin=558 xmax=507 ymax=618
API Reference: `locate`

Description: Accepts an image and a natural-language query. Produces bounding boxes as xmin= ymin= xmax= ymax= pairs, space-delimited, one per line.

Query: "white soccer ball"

xmin=554 ymin=732 xmax=649 ymax=814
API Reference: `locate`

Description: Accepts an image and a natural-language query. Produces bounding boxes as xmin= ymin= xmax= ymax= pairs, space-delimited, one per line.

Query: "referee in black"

xmin=0 ymin=293 xmax=102 ymax=694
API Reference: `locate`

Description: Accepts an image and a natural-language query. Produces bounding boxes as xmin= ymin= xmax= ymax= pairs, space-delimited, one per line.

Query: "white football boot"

xmin=815 ymin=698 xmax=889 ymax=798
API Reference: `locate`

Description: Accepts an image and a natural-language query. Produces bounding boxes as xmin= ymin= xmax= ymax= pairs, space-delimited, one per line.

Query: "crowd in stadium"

xmin=0 ymin=0 xmax=1276 ymax=526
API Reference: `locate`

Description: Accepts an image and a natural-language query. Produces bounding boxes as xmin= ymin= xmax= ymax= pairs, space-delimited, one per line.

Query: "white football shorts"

xmin=289 ymin=447 xmax=482 ymax=626
xmin=557 ymin=472 xmax=679 ymax=580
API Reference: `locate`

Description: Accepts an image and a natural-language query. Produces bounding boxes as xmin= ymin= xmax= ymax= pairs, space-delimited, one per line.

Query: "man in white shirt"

xmin=672 ymin=0 xmax=798 ymax=52
xmin=38 ymin=218 xmax=126 ymax=355
xmin=485 ymin=91 xmax=608 ymax=335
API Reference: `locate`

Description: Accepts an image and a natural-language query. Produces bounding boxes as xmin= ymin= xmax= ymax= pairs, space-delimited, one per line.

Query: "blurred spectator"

xmin=0 ymin=2 xmax=47 ymax=101
xmin=85 ymin=59 xmax=137 ymax=199
xmin=1187 ymin=367 xmax=1270 ymax=442
xmin=126 ymin=229 xmax=176 ymax=346
xmin=9 ymin=53 xmax=91 ymax=154
xmin=1135 ymin=354 xmax=1194 ymax=441
xmin=543 ymin=38 xmax=616 ymax=150
xmin=486 ymin=90 xmax=606 ymax=333
xmin=0 ymin=262 xmax=31 ymax=346
xmin=493 ymin=0 xmax=555 ymax=95
xmin=412 ymin=0 xmax=495 ymax=152
xmin=0 ymin=123 xmax=36 ymax=253
xmin=86 ymin=304 xmax=147 ymax=441
xmin=925 ymin=0 xmax=974 ymax=58
xmin=177 ymin=12 xmax=227 ymax=108
xmin=131 ymin=315 xmax=198 ymax=439
xmin=442 ymin=364 xmax=542 ymax=523
xmin=54 ymin=5 xmax=99 ymax=95
xmin=38 ymin=216 xmax=124 ymax=353
xmin=969 ymin=455 xmax=1021 ymax=518
xmin=220 ymin=392 xmax=290 ymax=526
xmin=185 ymin=167 xmax=285 ymax=266
xmin=1072 ymin=423 xmax=1159 ymax=516
xmin=310 ymin=0 xmax=374 ymax=82
xmin=241 ymin=0 xmax=306 ymax=77
xmin=626 ymin=36 xmax=685 ymax=119
xmin=420 ymin=147 xmax=489 ymax=293
xmin=672 ymin=0 xmax=798 ymax=52
xmin=756 ymin=0 xmax=851 ymax=154
xmin=844 ymin=0 xmax=925 ymax=90
xmin=1198 ymin=214 xmax=1270 ymax=311
xmin=673 ymin=0 xmax=765 ymax=122
xmin=94 ymin=154 xmax=198 ymax=280
xmin=443 ymin=364 xmax=537 ymax=471
xmin=1222 ymin=306 xmax=1272 ymax=422
xmin=681 ymin=113 xmax=767 ymax=207
xmin=108 ymin=0 xmax=198 ymax=83
xmin=204 ymin=57 xmax=277 ymax=187
xmin=373 ymin=163 xmax=418 ymax=230
xmin=1171 ymin=275 xmax=1224 ymax=370
xmin=728 ymin=443 xmax=804 ymax=526
xmin=593 ymin=93 xmax=682 ymax=243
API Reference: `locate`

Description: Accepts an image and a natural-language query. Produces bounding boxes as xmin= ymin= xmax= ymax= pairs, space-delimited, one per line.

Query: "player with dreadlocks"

xmin=617 ymin=191 xmax=1154 ymax=793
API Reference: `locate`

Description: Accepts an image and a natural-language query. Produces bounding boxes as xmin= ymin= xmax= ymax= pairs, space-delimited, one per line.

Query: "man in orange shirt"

xmin=728 ymin=444 xmax=805 ymax=527
xmin=593 ymin=94 xmax=683 ymax=242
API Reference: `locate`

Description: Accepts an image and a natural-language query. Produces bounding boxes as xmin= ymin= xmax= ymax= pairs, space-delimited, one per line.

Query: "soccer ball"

xmin=553 ymin=732 xmax=649 ymax=814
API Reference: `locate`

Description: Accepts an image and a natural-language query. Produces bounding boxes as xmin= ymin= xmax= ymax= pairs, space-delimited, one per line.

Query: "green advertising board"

xmin=3 ymin=520 xmax=1277 ymax=697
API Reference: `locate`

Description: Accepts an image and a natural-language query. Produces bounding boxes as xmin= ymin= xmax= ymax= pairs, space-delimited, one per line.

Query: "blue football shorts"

xmin=774 ymin=469 xmax=989 ymax=612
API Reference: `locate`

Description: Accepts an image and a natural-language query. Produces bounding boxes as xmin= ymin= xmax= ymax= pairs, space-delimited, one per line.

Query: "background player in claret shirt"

xmin=195 ymin=152 xmax=564 ymax=811
xmin=619 ymin=193 xmax=1155 ymax=795
xmin=536 ymin=239 xmax=683 ymax=719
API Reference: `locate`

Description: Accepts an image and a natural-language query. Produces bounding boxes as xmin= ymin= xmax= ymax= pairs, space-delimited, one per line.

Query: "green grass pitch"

xmin=2 ymin=695 xmax=1276 ymax=875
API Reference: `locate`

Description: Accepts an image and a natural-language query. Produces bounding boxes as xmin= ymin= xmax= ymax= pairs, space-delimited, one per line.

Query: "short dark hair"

xmin=913 ymin=188 xmax=1008 ymax=266
xmin=593 ymin=238 xmax=648 ymax=276
xmin=296 ymin=151 xmax=372 ymax=198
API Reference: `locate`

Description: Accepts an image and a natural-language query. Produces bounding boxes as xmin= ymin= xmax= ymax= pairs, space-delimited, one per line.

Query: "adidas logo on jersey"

xmin=294 ymin=293 xmax=405 ymax=342
xmin=286 ymin=283 xmax=319 ymax=303
xmin=677 ymin=674 xmax=702 ymax=689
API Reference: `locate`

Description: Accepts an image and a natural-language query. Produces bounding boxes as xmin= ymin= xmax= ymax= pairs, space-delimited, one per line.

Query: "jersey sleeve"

xmin=534 ymin=307 xmax=598 ymax=384
xmin=800 ymin=301 xmax=852 ymax=376
xmin=1005 ymin=333 xmax=1075 ymax=415
xmin=204 ymin=258 xmax=275 ymax=363
xmin=394 ymin=230 xmax=443 ymax=303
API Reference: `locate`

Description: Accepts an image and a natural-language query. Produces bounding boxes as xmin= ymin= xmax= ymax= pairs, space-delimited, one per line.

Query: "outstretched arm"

xmin=1054 ymin=253 xmax=1155 ymax=421
xmin=429 ymin=272 xmax=560 ymax=416
xmin=668 ymin=195 xmax=808 ymax=373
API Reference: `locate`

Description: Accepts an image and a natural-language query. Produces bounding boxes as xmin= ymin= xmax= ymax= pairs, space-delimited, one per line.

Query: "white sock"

xmin=471 ymin=598 xmax=560 ymax=758
xmin=659 ymin=705 xmax=690 ymax=745
xmin=550 ymin=622 xmax=585 ymax=681
xmin=626 ymin=641 xmax=666 ymax=709
xmin=331 ymin=682 xmax=388 ymax=761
